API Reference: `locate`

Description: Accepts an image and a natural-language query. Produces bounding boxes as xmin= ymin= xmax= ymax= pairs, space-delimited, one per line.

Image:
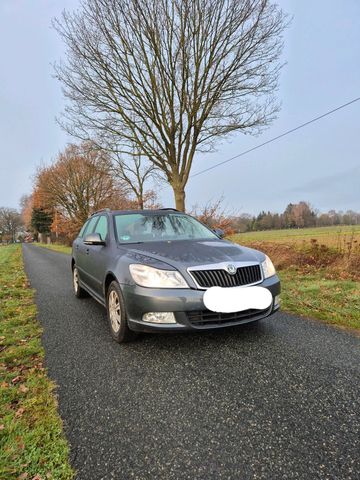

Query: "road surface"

xmin=22 ymin=244 xmax=360 ymax=480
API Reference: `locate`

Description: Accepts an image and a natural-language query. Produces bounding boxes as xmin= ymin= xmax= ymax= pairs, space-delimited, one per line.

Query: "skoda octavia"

xmin=72 ymin=209 xmax=280 ymax=342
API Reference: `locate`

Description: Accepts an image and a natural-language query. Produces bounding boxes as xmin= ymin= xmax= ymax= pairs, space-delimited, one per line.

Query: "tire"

xmin=107 ymin=281 xmax=137 ymax=343
xmin=72 ymin=265 xmax=89 ymax=298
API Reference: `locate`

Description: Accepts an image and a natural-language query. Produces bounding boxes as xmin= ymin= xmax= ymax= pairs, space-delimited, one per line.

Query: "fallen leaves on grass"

xmin=18 ymin=473 xmax=28 ymax=479
xmin=19 ymin=384 xmax=29 ymax=393
xmin=12 ymin=375 xmax=23 ymax=384
xmin=15 ymin=408 xmax=25 ymax=418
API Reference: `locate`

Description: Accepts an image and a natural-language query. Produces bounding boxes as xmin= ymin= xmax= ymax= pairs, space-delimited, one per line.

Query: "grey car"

xmin=72 ymin=208 xmax=281 ymax=342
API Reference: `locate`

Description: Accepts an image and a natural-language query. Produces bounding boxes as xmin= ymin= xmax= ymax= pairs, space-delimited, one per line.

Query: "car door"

xmin=73 ymin=219 xmax=89 ymax=267
xmin=82 ymin=214 xmax=110 ymax=298
xmin=75 ymin=215 xmax=99 ymax=289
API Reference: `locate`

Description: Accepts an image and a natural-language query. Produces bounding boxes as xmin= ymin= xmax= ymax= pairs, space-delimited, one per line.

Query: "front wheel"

xmin=73 ymin=266 xmax=88 ymax=298
xmin=107 ymin=281 xmax=137 ymax=343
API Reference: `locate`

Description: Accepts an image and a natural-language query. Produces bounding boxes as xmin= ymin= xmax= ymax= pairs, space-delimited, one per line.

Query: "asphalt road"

xmin=22 ymin=243 xmax=360 ymax=480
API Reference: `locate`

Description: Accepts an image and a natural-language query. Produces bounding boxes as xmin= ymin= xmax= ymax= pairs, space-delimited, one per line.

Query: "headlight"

xmin=129 ymin=264 xmax=189 ymax=288
xmin=261 ymin=255 xmax=276 ymax=278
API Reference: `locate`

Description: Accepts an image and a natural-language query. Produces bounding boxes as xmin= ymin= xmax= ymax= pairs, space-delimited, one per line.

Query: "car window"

xmin=83 ymin=216 xmax=99 ymax=237
xmin=94 ymin=215 xmax=108 ymax=241
xmin=114 ymin=213 xmax=217 ymax=243
xmin=78 ymin=220 xmax=89 ymax=238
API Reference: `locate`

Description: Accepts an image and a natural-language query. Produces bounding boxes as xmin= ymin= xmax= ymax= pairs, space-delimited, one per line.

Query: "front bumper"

xmin=122 ymin=274 xmax=281 ymax=333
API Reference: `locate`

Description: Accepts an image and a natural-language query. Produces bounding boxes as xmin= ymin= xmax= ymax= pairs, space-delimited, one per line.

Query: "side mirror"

xmin=213 ymin=228 xmax=225 ymax=239
xmin=83 ymin=233 xmax=105 ymax=245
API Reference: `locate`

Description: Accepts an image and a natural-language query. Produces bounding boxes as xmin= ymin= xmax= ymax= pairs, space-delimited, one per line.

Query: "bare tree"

xmin=19 ymin=194 xmax=33 ymax=230
xmin=191 ymin=196 xmax=236 ymax=234
xmin=54 ymin=0 xmax=287 ymax=211
xmin=0 ymin=207 xmax=23 ymax=243
xmin=112 ymin=150 xmax=158 ymax=209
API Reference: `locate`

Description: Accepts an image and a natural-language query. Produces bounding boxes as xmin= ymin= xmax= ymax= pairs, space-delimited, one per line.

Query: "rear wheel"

xmin=73 ymin=266 xmax=88 ymax=298
xmin=107 ymin=281 xmax=137 ymax=343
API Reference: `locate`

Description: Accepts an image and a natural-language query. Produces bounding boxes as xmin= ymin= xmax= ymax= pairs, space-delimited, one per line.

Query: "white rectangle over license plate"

xmin=203 ymin=285 xmax=272 ymax=313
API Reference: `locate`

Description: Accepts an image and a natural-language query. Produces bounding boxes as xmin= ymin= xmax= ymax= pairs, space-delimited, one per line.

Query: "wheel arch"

xmin=104 ymin=272 xmax=118 ymax=298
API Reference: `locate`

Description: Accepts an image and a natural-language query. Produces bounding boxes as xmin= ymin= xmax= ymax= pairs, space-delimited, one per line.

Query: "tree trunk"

xmin=173 ymin=186 xmax=186 ymax=212
xmin=137 ymin=195 xmax=144 ymax=210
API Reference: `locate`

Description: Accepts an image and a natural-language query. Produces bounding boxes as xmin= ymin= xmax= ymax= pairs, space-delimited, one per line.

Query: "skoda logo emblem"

xmin=227 ymin=264 xmax=237 ymax=275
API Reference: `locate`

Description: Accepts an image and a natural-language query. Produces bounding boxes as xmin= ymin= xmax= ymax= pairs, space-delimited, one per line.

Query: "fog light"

xmin=142 ymin=312 xmax=176 ymax=324
xmin=274 ymin=295 xmax=281 ymax=307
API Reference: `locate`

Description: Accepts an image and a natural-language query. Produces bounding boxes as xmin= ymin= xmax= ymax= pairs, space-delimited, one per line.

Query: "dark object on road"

xmin=72 ymin=209 xmax=280 ymax=342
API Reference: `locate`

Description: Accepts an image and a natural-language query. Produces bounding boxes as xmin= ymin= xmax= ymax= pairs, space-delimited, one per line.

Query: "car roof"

xmin=90 ymin=208 xmax=181 ymax=216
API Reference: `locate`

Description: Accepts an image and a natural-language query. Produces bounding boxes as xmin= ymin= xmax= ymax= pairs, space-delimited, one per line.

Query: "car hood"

xmin=122 ymin=238 xmax=264 ymax=270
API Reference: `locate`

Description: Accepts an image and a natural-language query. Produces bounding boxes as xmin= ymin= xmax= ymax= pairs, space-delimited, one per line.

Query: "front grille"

xmin=186 ymin=307 xmax=269 ymax=327
xmin=190 ymin=264 xmax=261 ymax=288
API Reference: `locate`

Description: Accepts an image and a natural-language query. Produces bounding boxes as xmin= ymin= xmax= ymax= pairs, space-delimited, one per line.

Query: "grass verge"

xmin=33 ymin=243 xmax=72 ymax=255
xmin=279 ymin=270 xmax=360 ymax=331
xmin=0 ymin=245 xmax=74 ymax=479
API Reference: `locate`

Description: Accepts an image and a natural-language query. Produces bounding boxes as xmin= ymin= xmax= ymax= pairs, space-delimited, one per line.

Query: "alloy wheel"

xmin=109 ymin=290 xmax=121 ymax=333
xmin=73 ymin=267 xmax=79 ymax=293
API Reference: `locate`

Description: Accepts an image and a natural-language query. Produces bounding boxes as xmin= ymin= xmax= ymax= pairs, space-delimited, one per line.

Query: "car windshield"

xmin=114 ymin=213 xmax=217 ymax=243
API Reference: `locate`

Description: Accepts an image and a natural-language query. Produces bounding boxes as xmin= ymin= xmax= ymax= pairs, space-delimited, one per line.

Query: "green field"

xmin=230 ymin=224 xmax=360 ymax=247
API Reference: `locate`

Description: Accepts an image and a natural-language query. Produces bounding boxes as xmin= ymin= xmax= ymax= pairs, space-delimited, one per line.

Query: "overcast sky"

xmin=0 ymin=0 xmax=359 ymax=215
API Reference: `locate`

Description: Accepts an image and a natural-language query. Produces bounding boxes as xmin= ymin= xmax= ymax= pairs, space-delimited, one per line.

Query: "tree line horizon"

xmin=1 ymin=194 xmax=359 ymax=244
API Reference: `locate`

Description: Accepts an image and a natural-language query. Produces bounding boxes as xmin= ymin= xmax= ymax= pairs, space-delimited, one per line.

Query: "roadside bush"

xmin=245 ymin=239 xmax=360 ymax=281
xmin=191 ymin=197 xmax=236 ymax=235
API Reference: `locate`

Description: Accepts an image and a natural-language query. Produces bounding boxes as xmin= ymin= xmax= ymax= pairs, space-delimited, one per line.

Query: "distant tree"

xmin=19 ymin=194 xmax=31 ymax=212
xmin=258 ymin=211 xmax=275 ymax=230
xmin=317 ymin=213 xmax=330 ymax=227
xmin=19 ymin=194 xmax=33 ymax=231
xmin=253 ymin=211 xmax=266 ymax=230
xmin=290 ymin=202 xmax=316 ymax=228
xmin=31 ymin=208 xmax=53 ymax=236
xmin=327 ymin=210 xmax=341 ymax=226
xmin=0 ymin=207 xmax=23 ymax=242
xmin=33 ymin=142 xmax=135 ymax=239
xmin=283 ymin=203 xmax=295 ymax=228
xmin=272 ymin=213 xmax=283 ymax=229
xmin=54 ymin=0 xmax=287 ymax=211
xmin=230 ymin=214 xmax=254 ymax=233
xmin=342 ymin=210 xmax=360 ymax=225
